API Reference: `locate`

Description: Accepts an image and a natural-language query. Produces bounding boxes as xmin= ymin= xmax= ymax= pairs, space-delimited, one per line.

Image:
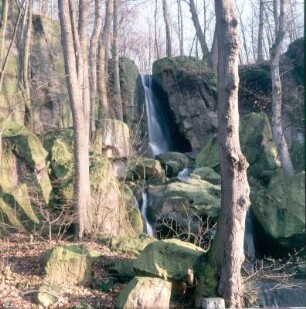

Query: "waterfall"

xmin=141 ymin=190 xmax=153 ymax=237
xmin=141 ymin=74 xmax=169 ymax=156
xmin=244 ymin=209 xmax=256 ymax=273
xmin=177 ymin=168 xmax=189 ymax=182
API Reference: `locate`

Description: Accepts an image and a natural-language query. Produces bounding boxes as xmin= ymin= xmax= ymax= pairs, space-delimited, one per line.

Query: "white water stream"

xmin=141 ymin=190 xmax=153 ymax=237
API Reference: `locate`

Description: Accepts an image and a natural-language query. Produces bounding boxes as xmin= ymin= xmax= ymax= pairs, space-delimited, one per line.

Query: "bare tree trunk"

xmin=188 ymin=0 xmax=209 ymax=59
xmin=0 ymin=2 xmax=24 ymax=92
xmin=196 ymin=0 xmax=250 ymax=307
xmin=89 ymin=0 xmax=103 ymax=134
xmin=154 ymin=0 xmax=160 ymax=59
xmin=210 ymin=27 xmax=218 ymax=72
xmin=20 ymin=0 xmax=33 ymax=129
xmin=257 ymin=0 xmax=264 ymax=62
xmin=270 ymin=0 xmax=294 ymax=179
xmin=273 ymin=0 xmax=279 ymax=38
xmin=0 ymin=0 xmax=9 ymax=69
xmin=58 ymin=0 xmax=91 ymax=239
xmin=112 ymin=0 xmax=123 ymax=120
xmin=97 ymin=0 xmax=114 ymax=127
xmin=177 ymin=0 xmax=184 ymax=56
xmin=162 ymin=0 xmax=172 ymax=57
xmin=214 ymin=1 xmax=250 ymax=305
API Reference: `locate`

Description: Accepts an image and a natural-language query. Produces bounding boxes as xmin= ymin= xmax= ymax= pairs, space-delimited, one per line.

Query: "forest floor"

xmin=0 ymin=233 xmax=192 ymax=309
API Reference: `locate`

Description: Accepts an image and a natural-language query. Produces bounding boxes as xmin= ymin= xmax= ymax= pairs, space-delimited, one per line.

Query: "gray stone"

xmin=201 ymin=297 xmax=225 ymax=309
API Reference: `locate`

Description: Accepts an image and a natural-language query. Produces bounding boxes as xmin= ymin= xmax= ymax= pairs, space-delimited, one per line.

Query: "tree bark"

xmin=270 ymin=0 xmax=294 ymax=179
xmin=257 ymin=0 xmax=264 ymax=62
xmin=154 ymin=0 xmax=160 ymax=59
xmin=0 ymin=0 xmax=9 ymax=69
xmin=97 ymin=0 xmax=114 ymax=126
xmin=20 ymin=0 xmax=33 ymax=129
xmin=162 ymin=0 xmax=172 ymax=57
xmin=58 ymin=0 xmax=91 ymax=239
xmin=177 ymin=0 xmax=184 ymax=56
xmin=112 ymin=0 xmax=123 ymax=121
xmin=89 ymin=0 xmax=103 ymax=134
xmin=213 ymin=1 xmax=250 ymax=305
xmin=188 ymin=0 xmax=209 ymax=59
xmin=196 ymin=1 xmax=251 ymax=307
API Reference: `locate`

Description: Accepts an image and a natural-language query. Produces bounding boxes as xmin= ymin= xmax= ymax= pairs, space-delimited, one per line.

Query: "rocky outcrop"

xmin=155 ymin=151 xmax=189 ymax=177
xmin=92 ymin=119 xmax=130 ymax=159
xmin=0 ymin=119 xmax=52 ymax=233
xmin=115 ymin=277 xmax=172 ymax=309
xmin=196 ymin=112 xmax=280 ymax=183
xmin=152 ymin=57 xmax=218 ymax=151
xmin=252 ymin=171 xmax=305 ymax=249
xmin=127 ymin=158 xmax=165 ymax=181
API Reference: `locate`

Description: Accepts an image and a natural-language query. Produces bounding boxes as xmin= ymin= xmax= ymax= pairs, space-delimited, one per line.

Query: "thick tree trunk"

xmin=162 ymin=0 xmax=172 ymax=57
xmin=112 ymin=0 xmax=123 ymax=121
xmin=257 ymin=0 xmax=264 ymax=63
xmin=270 ymin=0 xmax=294 ymax=179
xmin=58 ymin=0 xmax=91 ymax=239
xmin=97 ymin=0 xmax=114 ymax=126
xmin=214 ymin=1 xmax=250 ymax=305
xmin=89 ymin=0 xmax=103 ymax=134
xmin=197 ymin=1 xmax=250 ymax=307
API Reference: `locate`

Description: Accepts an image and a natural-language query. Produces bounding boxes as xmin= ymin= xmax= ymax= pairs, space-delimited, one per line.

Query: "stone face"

xmin=128 ymin=158 xmax=165 ymax=181
xmin=155 ymin=151 xmax=189 ymax=177
xmin=115 ymin=277 xmax=172 ymax=309
xmin=252 ymin=171 xmax=305 ymax=248
xmin=201 ymin=297 xmax=225 ymax=309
xmin=42 ymin=245 xmax=91 ymax=286
xmin=133 ymin=239 xmax=204 ymax=281
xmin=191 ymin=167 xmax=221 ymax=185
xmin=0 ymin=120 xmax=52 ymax=233
xmin=152 ymin=57 xmax=218 ymax=151
xmin=196 ymin=112 xmax=280 ymax=182
xmin=108 ymin=235 xmax=156 ymax=256
xmin=92 ymin=119 xmax=130 ymax=159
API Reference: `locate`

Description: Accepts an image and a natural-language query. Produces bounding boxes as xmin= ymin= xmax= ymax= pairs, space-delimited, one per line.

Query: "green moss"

xmin=129 ymin=206 xmax=144 ymax=234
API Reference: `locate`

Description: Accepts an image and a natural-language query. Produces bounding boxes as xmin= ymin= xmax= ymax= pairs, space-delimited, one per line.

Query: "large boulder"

xmin=152 ymin=57 xmax=218 ymax=151
xmin=155 ymin=151 xmax=189 ymax=177
xmin=146 ymin=176 xmax=221 ymax=232
xmin=196 ymin=112 xmax=280 ymax=182
xmin=42 ymin=245 xmax=91 ymax=286
xmin=0 ymin=120 xmax=52 ymax=233
xmin=115 ymin=277 xmax=172 ymax=309
xmin=191 ymin=167 xmax=221 ymax=185
xmin=252 ymin=172 xmax=305 ymax=249
xmin=127 ymin=158 xmax=165 ymax=181
xmin=133 ymin=238 xmax=204 ymax=281
xmin=92 ymin=119 xmax=130 ymax=159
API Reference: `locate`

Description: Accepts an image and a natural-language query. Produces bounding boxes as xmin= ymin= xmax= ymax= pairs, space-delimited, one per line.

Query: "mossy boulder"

xmin=127 ymin=158 xmax=165 ymax=181
xmin=133 ymin=239 xmax=204 ymax=281
xmin=42 ymin=245 xmax=91 ymax=286
xmin=0 ymin=120 xmax=52 ymax=233
xmin=196 ymin=112 xmax=280 ymax=182
xmin=107 ymin=259 xmax=137 ymax=279
xmin=115 ymin=277 xmax=172 ymax=309
xmin=107 ymin=235 xmax=156 ymax=256
xmin=36 ymin=282 xmax=62 ymax=307
xmin=155 ymin=151 xmax=189 ymax=177
xmin=92 ymin=119 xmax=130 ymax=159
xmin=252 ymin=172 xmax=305 ymax=248
xmin=191 ymin=167 xmax=221 ymax=185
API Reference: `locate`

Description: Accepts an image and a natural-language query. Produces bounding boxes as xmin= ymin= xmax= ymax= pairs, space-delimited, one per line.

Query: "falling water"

xmin=141 ymin=74 xmax=169 ymax=156
xmin=141 ymin=190 xmax=153 ymax=237
xmin=244 ymin=208 xmax=256 ymax=273
xmin=177 ymin=168 xmax=190 ymax=182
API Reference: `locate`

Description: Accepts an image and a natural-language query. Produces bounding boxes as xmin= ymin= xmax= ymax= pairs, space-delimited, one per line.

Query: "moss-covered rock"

xmin=155 ymin=151 xmax=189 ymax=177
xmin=133 ymin=238 xmax=204 ymax=281
xmin=107 ymin=235 xmax=156 ymax=256
xmin=42 ymin=245 xmax=91 ymax=286
xmin=36 ymin=282 xmax=62 ymax=307
xmin=252 ymin=172 xmax=305 ymax=249
xmin=107 ymin=259 xmax=137 ymax=279
xmin=127 ymin=158 xmax=165 ymax=181
xmin=196 ymin=112 xmax=280 ymax=183
xmin=115 ymin=276 xmax=172 ymax=309
xmin=192 ymin=167 xmax=221 ymax=185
